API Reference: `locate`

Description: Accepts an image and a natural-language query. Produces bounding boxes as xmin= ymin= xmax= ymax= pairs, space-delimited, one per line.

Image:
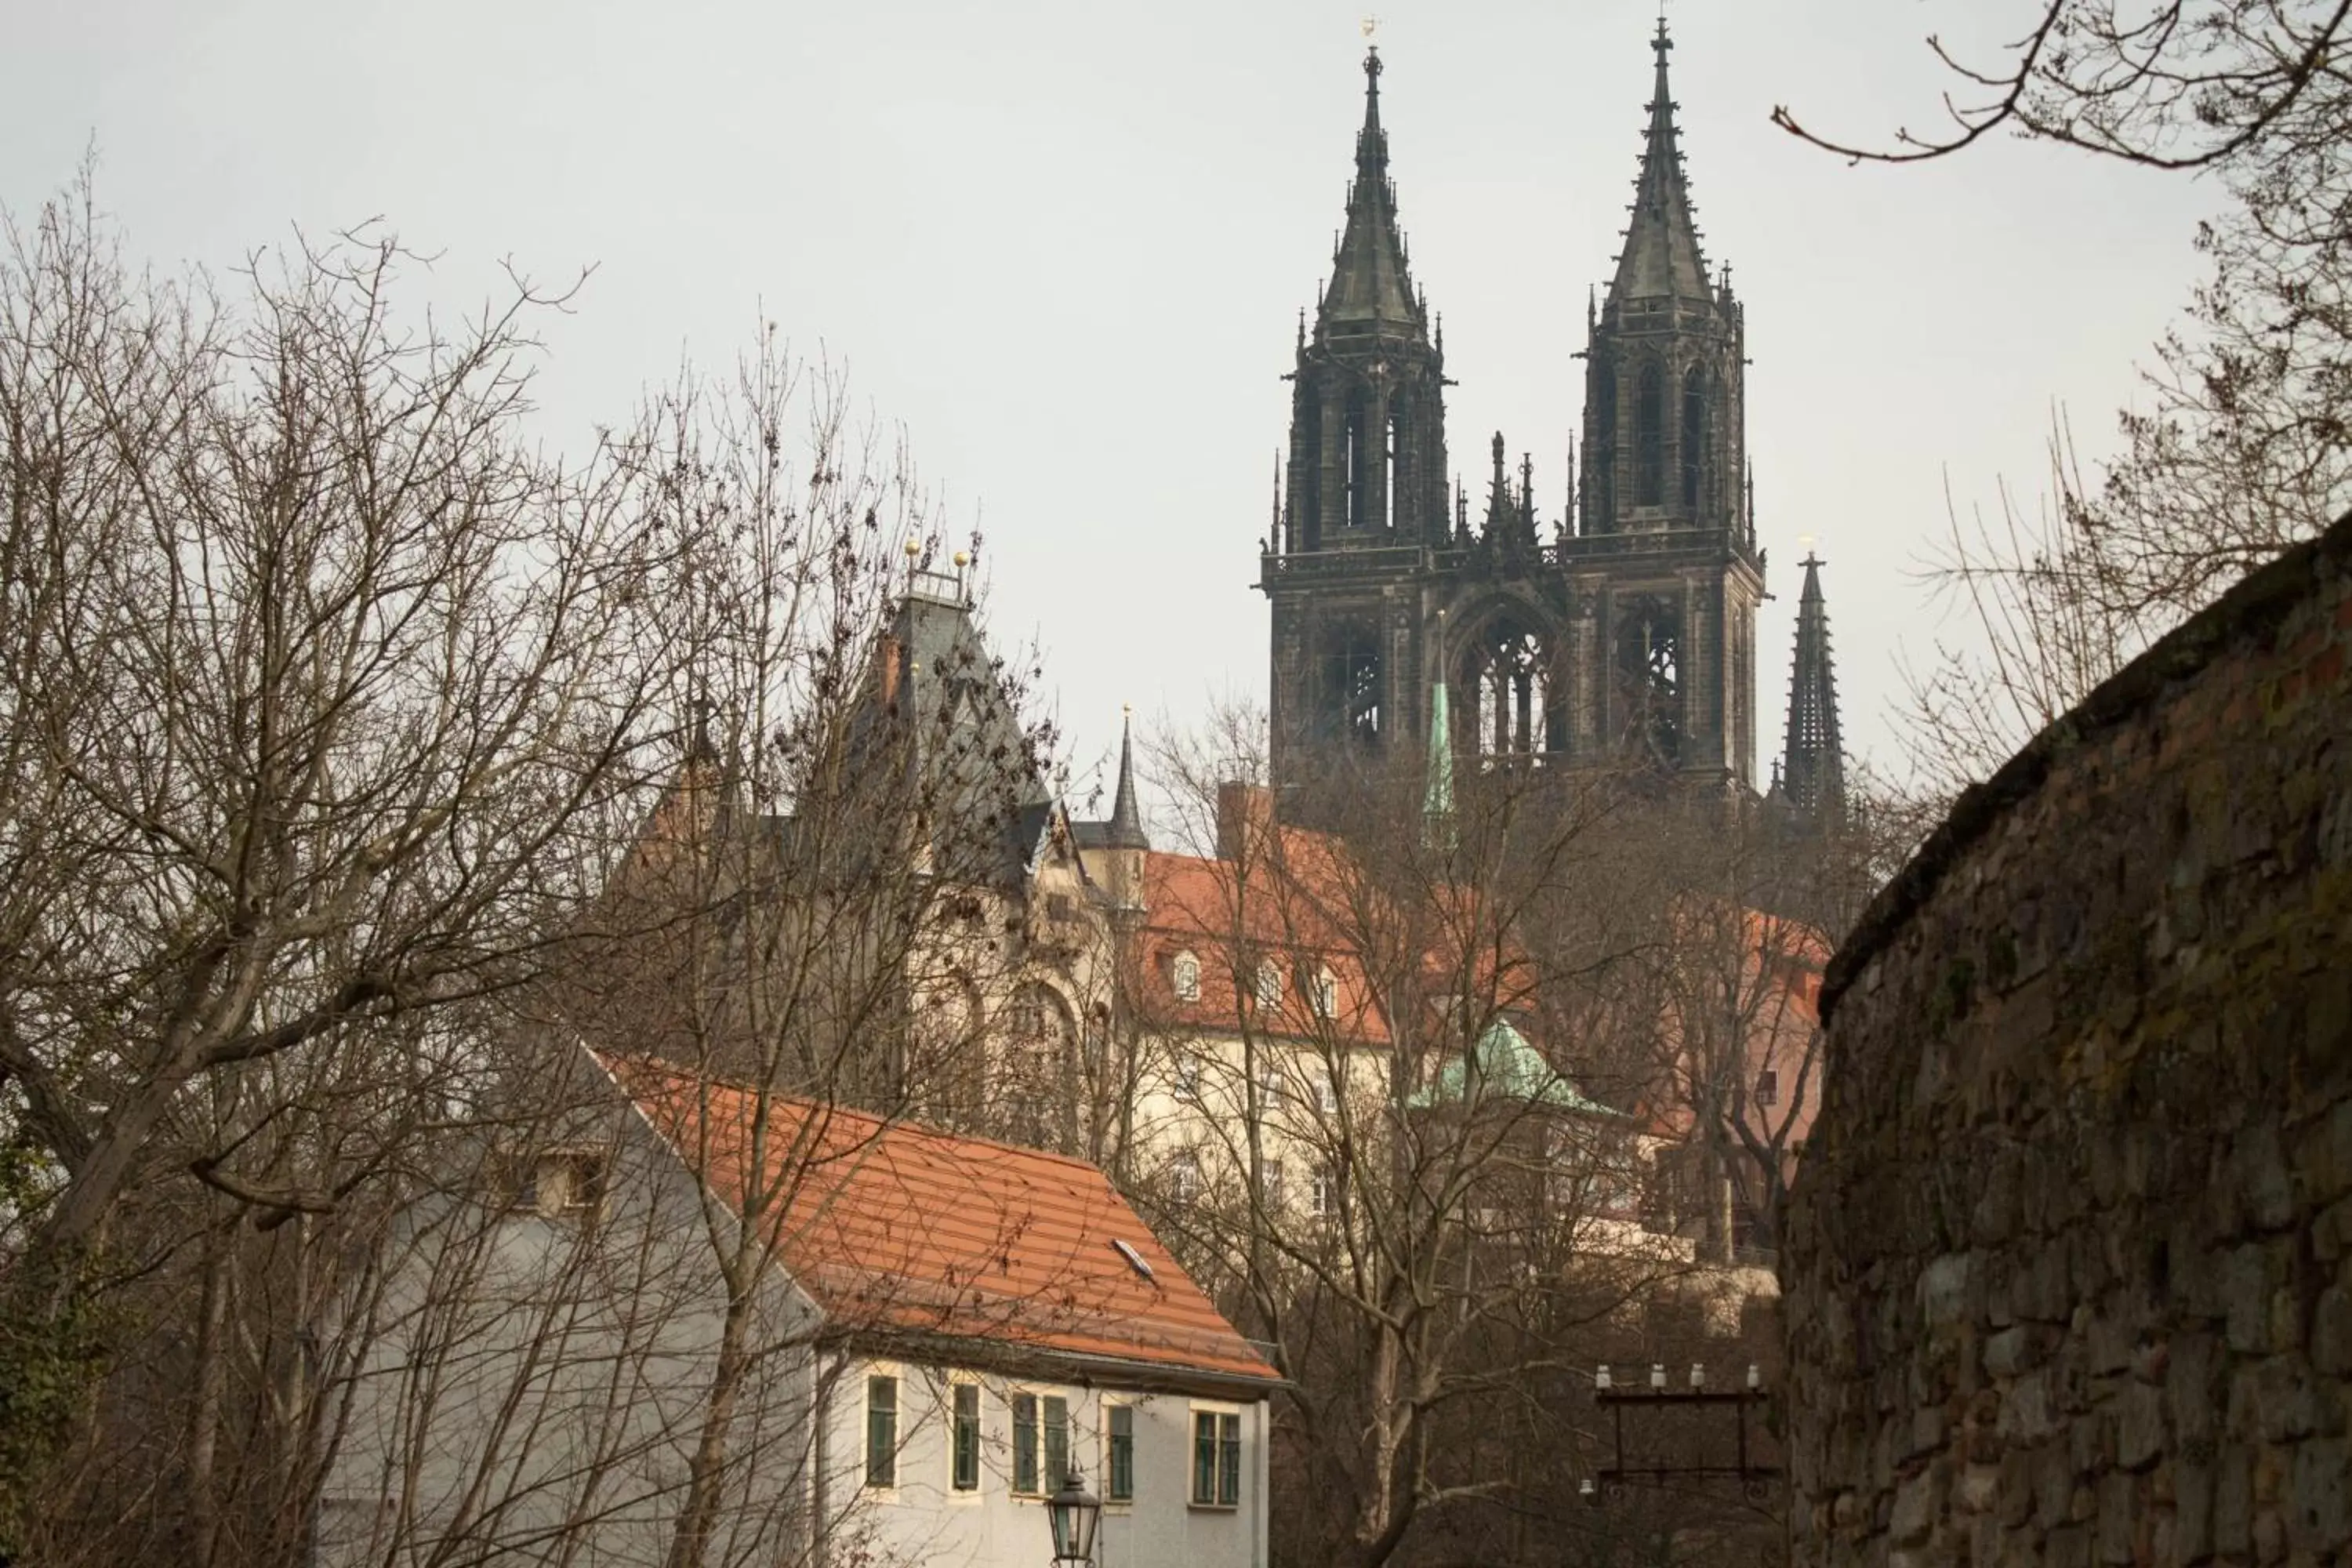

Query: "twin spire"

xmin=1319 ymin=46 xmax=1426 ymax=336
xmin=1607 ymin=17 xmax=1714 ymax=306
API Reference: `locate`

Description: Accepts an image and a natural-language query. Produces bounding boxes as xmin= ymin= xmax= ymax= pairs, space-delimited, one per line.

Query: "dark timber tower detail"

xmin=1262 ymin=23 xmax=1777 ymax=809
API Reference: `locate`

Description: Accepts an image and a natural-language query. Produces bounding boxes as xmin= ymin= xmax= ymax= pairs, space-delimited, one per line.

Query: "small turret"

xmin=1078 ymin=709 xmax=1151 ymax=917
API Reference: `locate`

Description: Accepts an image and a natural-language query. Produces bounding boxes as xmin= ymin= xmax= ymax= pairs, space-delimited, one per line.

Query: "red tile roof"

xmin=599 ymin=1055 xmax=1279 ymax=1387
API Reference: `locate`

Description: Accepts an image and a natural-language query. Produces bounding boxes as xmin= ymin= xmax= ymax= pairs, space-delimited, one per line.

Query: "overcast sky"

xmin=4 ymin=0 xmax=2225 ymax=810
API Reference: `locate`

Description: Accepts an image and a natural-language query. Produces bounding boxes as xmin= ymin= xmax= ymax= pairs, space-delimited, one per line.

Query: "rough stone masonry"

xmin=1782 ymin=510 xmax=2352 ymax=1567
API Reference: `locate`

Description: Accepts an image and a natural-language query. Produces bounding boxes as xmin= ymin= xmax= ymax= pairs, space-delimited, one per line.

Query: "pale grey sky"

xmin=3 ymin=0 xmax=2224 ymax=806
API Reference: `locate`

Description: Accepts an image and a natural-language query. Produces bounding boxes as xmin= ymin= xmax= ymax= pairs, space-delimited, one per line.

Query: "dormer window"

xmin=1756 ymin=1069 xmax=1779 ymax=1109
xmin=1255 ymin=959 xmax=1282 ymax=1010
xmin=1313 ymin=967 xmax=1338 ymax=1018
xmin=526 ymin=1149 xmax=606 ymax=1221
xmin=1172 ymin=951 xmax=1202 ymax=1003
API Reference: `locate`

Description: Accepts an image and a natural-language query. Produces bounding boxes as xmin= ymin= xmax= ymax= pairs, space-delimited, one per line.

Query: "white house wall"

xmin=826 ymin=1359 xmax=1272 ymax=1568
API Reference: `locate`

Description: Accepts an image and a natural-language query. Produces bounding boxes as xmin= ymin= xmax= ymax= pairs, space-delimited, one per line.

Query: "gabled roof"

xmin=1137 ymin=842 xmax=1394 ymax=1044
xmin=601 ymin=1056 xmax=1279 ymax=1387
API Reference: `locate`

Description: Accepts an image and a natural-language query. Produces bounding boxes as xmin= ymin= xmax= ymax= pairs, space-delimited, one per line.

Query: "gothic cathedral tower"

xmin=1263 ymin=24 xmax=1773 ymax=808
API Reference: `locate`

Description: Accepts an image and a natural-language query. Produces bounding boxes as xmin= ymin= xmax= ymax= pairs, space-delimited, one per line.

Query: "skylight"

xmin=1110 ymin=1238 xmax=1156 ymax=1282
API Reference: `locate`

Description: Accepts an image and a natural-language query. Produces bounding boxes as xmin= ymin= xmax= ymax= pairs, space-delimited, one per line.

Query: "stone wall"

xmin=1782 ymin=513 xmax=2352 ymax=1566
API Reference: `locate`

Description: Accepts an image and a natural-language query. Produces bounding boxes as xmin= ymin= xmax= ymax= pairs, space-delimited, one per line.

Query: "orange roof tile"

xmin=599 ymin=1056 xmax=1280 ymax=1387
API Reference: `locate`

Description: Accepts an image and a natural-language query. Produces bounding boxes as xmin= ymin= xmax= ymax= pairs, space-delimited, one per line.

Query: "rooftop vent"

xmin=1109 ymin=1238 xmax=1156 ymax=1282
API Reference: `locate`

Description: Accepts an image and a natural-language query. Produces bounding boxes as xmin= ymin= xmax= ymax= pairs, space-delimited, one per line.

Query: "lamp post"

xmin=1046 ymin=1466 xmax=1102 ymax=1568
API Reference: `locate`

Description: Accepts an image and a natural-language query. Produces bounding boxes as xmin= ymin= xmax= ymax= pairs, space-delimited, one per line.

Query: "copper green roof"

xmin=1408 ymin=1019 xmax=1619 ymax=1116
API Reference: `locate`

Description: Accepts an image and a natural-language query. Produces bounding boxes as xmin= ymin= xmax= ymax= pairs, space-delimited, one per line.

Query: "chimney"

xmin=1215 ymin=782 xmax=1275 ymax=863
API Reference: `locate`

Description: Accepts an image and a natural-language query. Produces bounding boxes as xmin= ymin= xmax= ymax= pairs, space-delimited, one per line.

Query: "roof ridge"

xmin=597 ymin=1051 xmax=1124 ymax=1178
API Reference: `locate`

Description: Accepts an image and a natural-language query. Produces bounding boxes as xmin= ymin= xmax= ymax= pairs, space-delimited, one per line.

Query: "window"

xmin=1172 ymin=1052 xmax=1201 ymax=1101
xmin=1756 ymin=1069 xmax=1779 ymax=1108
xmin=1044 ymin=1395 xmax=1070 ymax=1492
xmin=1310 ymin=1164 xmax=1341 ymax=1220
xmin=1258 ymin=1059 xmax=1285 ymax=1110
xmin=1172 ymin=951 xmax=1201 ymax=1003
xmin=1013 ymin=1393 xmax=1039 ymax=1494
xmin=1634 ymin=362 xmax=1664 ymax=506
xmin=1313 ymin=967 xmax=1338 ymax=1018
xmin=951 ymin=1383 xmax=980 ymax=1492
xmin=1106 ymin=1404 xmax=1135 ymax=1503
xmin=1191 ymin=1410 xmax=1243 ymax=1507
xmin=1012 ymin=1392 xmax=1069 ymax=1494
xmin=1167 ymin=1152 xmax=1200 ymax=1205
xmin=1255 ymin=959 xmax=1282 ymax=1009
xmin=866 ymin=1375 xmax=898 ymax=1488
xmin=527 ymin=1150 xmax=606 ymax=1220
xmin=1262 ymin=1158 xmax=1286 ymax=1210
xmin=1312 ymin=1064 xmax=1338 ymax=1116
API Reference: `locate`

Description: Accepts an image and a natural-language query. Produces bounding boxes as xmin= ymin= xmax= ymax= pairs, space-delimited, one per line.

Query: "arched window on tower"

xmin=1345 ymin=391 xmax=1370 ymax=529
xmin=1296 ymin=395 xmax=1323 ymax=552
xmin=1635 ymin=364 xmax=1664 ymax=508
xmin=1386 ymin=398 xmax=1408 ymax=532
xmin=1316 ymin=623 xmax=1383 ymax=749
xmin=1461 ymin=617 xmax=1560 ymax=765
xmin=1592 ymin=369 xmax=1617 ymax=529
xmin=1613 ymin=595 xmax=1682 ymax=768
xmin=1681 ymin=368 xmax=1710 ymax=514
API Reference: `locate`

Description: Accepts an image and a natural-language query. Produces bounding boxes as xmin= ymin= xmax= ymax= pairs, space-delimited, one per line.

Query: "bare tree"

xmin=0 ymin=175 xmax=693 ymax=1540
xmin=1777 ymin=3 xmax=2351 ymax=793
xmin=1120 ymin=710 xmax=1760 ymax=1568
xmin=0 ymin=179 xmax=1068 ymax=1568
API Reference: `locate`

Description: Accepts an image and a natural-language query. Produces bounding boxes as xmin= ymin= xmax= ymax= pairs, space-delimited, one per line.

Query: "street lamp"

xmin=1046 ymin=1466 xmax=1102 ymax=1567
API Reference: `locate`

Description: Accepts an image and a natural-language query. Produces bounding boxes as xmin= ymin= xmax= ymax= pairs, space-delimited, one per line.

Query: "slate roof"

xmin=601 ymin=1055 xmax=1281 ymax=1388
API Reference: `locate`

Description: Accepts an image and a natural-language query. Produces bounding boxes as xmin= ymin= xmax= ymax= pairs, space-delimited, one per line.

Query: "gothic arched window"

xmin=1296 ymin=394 xmax=1323 ymax=552
xmin=1345 ymin=390 xmax=1370 ymax=530
xmin=1613 ymin=595 xmax=1682 ymax=768
xmin=1316 ymin=623 xmax=1383 ymax=750
xmin=1634 ymin=365 xmax=1664 ymax=508
xmin=1386 ymin=397 xmax=1409 ymax=532
xmin=1681 ymin=368 xmax=1710 ymax=514
xmin=1592 ymin=369 xmax=1618 ymax=528
xmin=1461 ymin=616 xmax=1560 ymax=762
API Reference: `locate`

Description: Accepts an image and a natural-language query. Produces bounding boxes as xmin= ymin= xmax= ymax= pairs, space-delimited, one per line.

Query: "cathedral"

xmin=1261 ymin=22 xmax=1844 ymax=828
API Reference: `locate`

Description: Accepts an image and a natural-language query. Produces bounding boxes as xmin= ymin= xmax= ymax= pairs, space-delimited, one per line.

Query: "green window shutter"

xmin=1044 ymin=1396 xmax=1070 ymax=1491
xmin=865 ymin=1376 xmax=897 ymax=1488
xmin=1218 ymin=1413 xmax=1242 ymax=1505
xmin=952 ymin=1385 xmax=981 ymax=1492
xmin=1013 ymin=1393 xmax=1040 ymax=1494
xmin=1192 ymin=1411 xmax=1216 ymax=1504
xmin=1108 ymin=1405 xmax=1134 ymax=1501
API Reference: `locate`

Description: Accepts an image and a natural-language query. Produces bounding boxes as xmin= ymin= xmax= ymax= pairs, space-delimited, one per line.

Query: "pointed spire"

xmin=1319 ymin=46 xmax=1425 ymax=334
xmin=1482 ymin=432 xmax=1513 ymax=536
xmin=1781 ymin=553 xmax=1847 ymax=828
xmin=1425 ymin=674 xmax=1455 ymax=851
xmin=1607 ymin=16 xmax=1711 ymax=306
xmin=1105 ymin=708 xmax=1149 ymax=850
